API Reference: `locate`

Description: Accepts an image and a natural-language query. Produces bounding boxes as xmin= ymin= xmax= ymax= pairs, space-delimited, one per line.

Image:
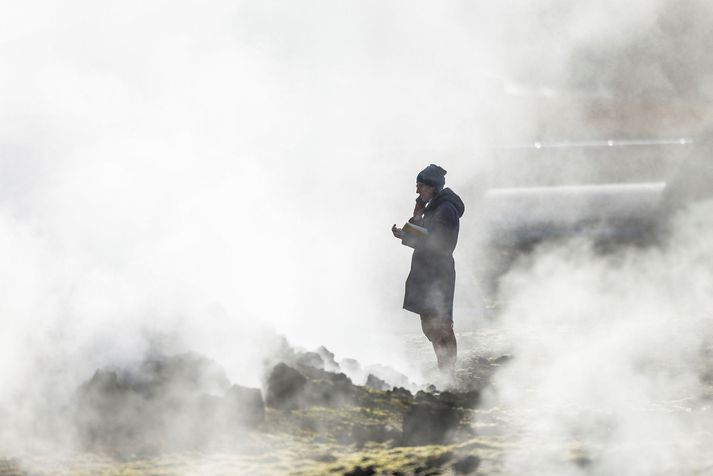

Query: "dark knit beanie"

xmin=417 ymin=164 xmax=447 ymax=188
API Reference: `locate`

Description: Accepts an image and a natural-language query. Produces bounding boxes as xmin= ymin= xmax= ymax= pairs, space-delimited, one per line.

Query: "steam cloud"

xmin=2 ymin=0 xmax=713 ymax=472
xmin=481 ymin=1 xmax=713 ymax=473
xmin=492 ymin=199 xmax=713 ymax=474
xmin=0 ymin=0 xmax=491 ymax=453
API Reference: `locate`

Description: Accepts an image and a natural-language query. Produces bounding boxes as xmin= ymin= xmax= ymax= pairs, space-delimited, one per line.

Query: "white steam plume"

xmin=492 ymin=200 xmax=713 ymax=474
xmin=0 ymin=0 xmax=495 ymax=452
xmin=2 ymin=0 xmax=713 ymax=463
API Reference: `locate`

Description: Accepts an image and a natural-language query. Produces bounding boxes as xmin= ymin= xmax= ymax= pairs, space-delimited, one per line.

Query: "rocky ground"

xmin=0 ymin=329 xmax=513 ymax=476
xmin=2 ymin=328 xmax=713 ymax=475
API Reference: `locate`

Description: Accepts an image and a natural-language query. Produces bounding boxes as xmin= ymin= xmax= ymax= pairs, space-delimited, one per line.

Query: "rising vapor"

xmin=1 ymin=0 xmax=713 ymax=473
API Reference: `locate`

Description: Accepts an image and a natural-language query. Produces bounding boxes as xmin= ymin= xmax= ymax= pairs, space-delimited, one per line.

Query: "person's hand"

xmin=413 ymin=197 xmax=426 ymax=219
xmin=391 ymin=224 xmax=403 ymax=239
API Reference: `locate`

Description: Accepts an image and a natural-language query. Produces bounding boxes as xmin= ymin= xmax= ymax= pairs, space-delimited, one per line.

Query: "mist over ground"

xmin=1 ymin=0 xmax=495 ymax=451
xmin=2 ymin=0 xmax=713 ymax=473
xmin=492 ymin=198 xmax=713 ymax=474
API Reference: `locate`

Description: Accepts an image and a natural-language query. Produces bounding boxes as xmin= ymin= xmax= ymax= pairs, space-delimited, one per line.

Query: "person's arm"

xmin=393 ymin=196 xmax=426 ymax=241
xmin=400 ymin=223 xmax=425 ymax=248
xmin=401 ymin=204 xmax=457 ymax=251
xmin=411 ymin=196 xmax=426 ymax=221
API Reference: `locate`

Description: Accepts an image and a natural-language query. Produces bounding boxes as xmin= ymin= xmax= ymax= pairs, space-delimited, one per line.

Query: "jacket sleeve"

xmin=401 ymin=204 xmax=458 ymax=252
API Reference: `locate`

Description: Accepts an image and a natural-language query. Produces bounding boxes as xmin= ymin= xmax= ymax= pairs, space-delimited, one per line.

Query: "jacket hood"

xmin=430 ymin=188 xmax=465 ymax=217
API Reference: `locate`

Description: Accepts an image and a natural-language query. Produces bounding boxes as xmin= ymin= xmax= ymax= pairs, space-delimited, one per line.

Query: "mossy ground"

xmin=0 ymin=439 xmax=501 ymax=475
xmin=0 ymin=390 xmax=494 ymax=475
xmin=5 ymin=328 xmax=712 ymax=475
xmin=0 ymin=330 xmax=515 ymax=475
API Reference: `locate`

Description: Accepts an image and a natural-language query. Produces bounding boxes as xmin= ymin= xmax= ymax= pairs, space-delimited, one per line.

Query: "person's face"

xmin=416 ymin=182 xmax=436 ymax=202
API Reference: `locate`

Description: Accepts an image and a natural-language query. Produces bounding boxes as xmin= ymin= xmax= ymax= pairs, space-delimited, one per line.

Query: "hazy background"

xmin=2 ymin=0 xmax=713 ymax=467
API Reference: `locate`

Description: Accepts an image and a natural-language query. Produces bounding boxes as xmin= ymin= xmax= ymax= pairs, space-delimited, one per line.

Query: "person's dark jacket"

xmin=402 ymin=188 xmax=465 ymax=320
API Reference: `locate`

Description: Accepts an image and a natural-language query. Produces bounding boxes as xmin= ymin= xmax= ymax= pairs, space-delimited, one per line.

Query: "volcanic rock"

xmin=267 ymin=339 xmax=343 ymax=375
xmin=344 ymin=465 xmax=376 ymax=476
xmin=415 ymin=389 xmax=480 ymax=409
xmin=131 ymin=353 xmax=230 ymax=397
xmin=401 ymin=403 xmax=463 ymax=446
xmin=425 ymin=451 xmax=453 ymax=468
xmin=75 ymin=353 xmax=262 ymax=453
xmin=316 ymin=346 xmax=340 ymax=371
xmin=365 ymin=374 xmax=390 ymax=391
xmin=363 ymin=364 xmax=412 ymax=389
xmin=265 ymin=363 xmax=308 ymax=410
xmin=266 ymin=361 xmax=362 ymax=410
xmin=294 ymin=351 xmax=325 ymax=371
xmin=303 ymin=372 xmax=358 ymax=407
xmin=387 ymin=387 xmax=414 ymax=401
xmin=453 ymin=455 xmax=481 ymax=474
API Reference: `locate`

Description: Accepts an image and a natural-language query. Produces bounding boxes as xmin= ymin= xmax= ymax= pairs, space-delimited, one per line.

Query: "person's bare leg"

xmin=433 ymin=325 xmax=457 ymax=374
xmin=421 ymin=315 xmax=457 ymax=376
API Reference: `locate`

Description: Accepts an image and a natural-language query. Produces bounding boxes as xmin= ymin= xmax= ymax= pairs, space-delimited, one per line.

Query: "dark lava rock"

xmin=363 ymin=364 xmax=411 ymax=389
xmin=75 ymin=354 xmax=261 ymax=454
xmin=574 ymin=454 xmax=592 ymax=468
xmin=304 ymin=373 xmax=358 ymax=407
xmin=293 ymin=358 xmax=356 ymax=386
xmin=344 ymin=465 xmax=376 ymax=476
xmin=414 ymin=468 xmax=443 ymax=476
xmin=76 ymin=370 xmax=150 ymax=451
xmin=265 ymin=363 xmax=308 ymax=410
xmin=365 ymin=374 xmax=390 ymax=391
xmin=266 ymin=362 xmax=362 ymax=410
xmin=131 ymin=353 xmax=230 ymax=398
xmin=415 ymin=389 xmax=480 ymax=409
xmin=294 ymin=351 xmax=325 ymax=371
xmin=80 ymin=370 xmax=127 ymax=402
xmin=425 ymin=452 xmax=453 ymax=468
xmin=266 ymin=340 xmax=311 ymax=376
xmin=402 ymin=403 xmax=463 ymax=446
xmin=387 ymin=387 xmax=413 ymax=401
xmin=268 ymin=339 xmax=342 ymax=374
xmin=453 ymin=455 xmax=480 ymax=474
xmin=316 ymin=346 xmax=340 ymax=371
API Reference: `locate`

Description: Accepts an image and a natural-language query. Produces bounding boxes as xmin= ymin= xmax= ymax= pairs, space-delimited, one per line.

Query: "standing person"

xmin=392 ymin=164 xmax=465 ymax=380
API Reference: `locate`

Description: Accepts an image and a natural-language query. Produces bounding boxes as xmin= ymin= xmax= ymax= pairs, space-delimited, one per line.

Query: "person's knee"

xmin=420 ymin=320 xmax=436 ymax=342
xmin=420 ymin=314 xmax=437 ymax=341
xmin=420 ymin=315 xmax=453 ymax=343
